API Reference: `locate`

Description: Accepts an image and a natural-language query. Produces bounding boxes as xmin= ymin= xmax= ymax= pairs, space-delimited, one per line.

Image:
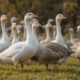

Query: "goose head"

xmin=68 ymin=28 xmax=74 ymax=33
xmin=46 ymin=23 xmax=52 ymax=29
xmin=17 ymin=30 xmax=21 ymax=34
xmin=32 ymin=22 xmax=42 ymax=29
xmin=12 ymin=23 xmax=17 ymax=30
xmin=24 ymin=13 xmax=38 ymax=21
xmin=56 ymin=14 xmax=66 ymax=21
xmin=17 ymin=25 xmax=23 ymax=30
xmin=11 ymin=17 xmax=18 ymax=22
xmin=19 ymin=20 xmax=24 ymax=25
xmin=47 ymin=18 xmax=54 ymax=23
xmin=1 ymin=15 xmax=7 ymax=22
xmin=77 ymin=26 xmax=80 ymax=32
xmin=52 ymin=25 xmax=56 ymax=30
xmin=42 ymin=25 xmax=46 ymax=29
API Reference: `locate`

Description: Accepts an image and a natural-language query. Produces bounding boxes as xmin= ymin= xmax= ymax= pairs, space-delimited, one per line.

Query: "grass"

xmin=0 ymin=57 xmax=80 ymax=80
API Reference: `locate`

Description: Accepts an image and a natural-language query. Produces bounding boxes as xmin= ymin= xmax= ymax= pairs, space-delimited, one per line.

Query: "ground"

xmin=0 ymin=56 xmax=80 ymax=80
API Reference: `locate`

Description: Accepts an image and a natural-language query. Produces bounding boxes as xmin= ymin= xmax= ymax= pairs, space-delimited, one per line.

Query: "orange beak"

xmin=42 ymin=26 xmax=44 ymax=28
xmin=22 ymin=25 xmax=24 ymax=27
xmin=62 ymin=16 xmax=66 ymax=19
xmin=33 ymin=14 xmax=38 ymax=18
xmin=36 ymin=19 xmax=39 ymax=22
xmin=4 ymin=17 xmax=7 ymax=20
xmin=16 ymin=18 xmax=18 ymax=20
xmin=68 ymin=29 xmax=70 ymax=31
xmin=52 ymin=19 xmax=55 ymax=21
xmin=77 ymin=28 xmax=80 ymax=32
xmin=38 ymin=23 xmax=42 ymax=27
xmin=19 ymin=21 xmax=22 ymax=24
xmin=13 ymin=25 xmax=16 ymax=28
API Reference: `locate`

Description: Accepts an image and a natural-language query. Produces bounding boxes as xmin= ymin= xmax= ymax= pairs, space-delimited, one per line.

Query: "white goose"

xmin=40 ymin=23 xmax=52 ymax=44
xmin=11 ymin=23 xmax=19 ymax=45
xmin=0 ymin=15 xmax=11 ymax=52
xmin=51 ymin=14 xmax=67 ymax=48
xmin=0 ymin=13 xmax=39 ymax=72
xmin=17 ymin=24 xmax=23 ymax=41
xmin=75 ymin=26 xmax=80 ymax=62
xmin=68 ymin=28 xmax=80 ymax=44
xmin=10 ymin=17 xmax=18 ymax=41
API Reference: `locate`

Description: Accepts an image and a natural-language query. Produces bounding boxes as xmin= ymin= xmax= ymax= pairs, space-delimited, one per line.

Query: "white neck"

xmin=70 ymin=32 xmax=74 ymax=41
xmin=53 ymin=29 xmax=56 ymax=39
xmin=32 ymin=28 xmax=37 ymax=39
xmin=23 ymin=26 xmax=27 ymax=39
xmin=32 ymin=27 xmax=39 ymax=44
xmin=18 ymin=33 xmax=21 ymax=41
xmin=1 ymin=21 xmax=10 ymax=44
xmin=12 ymin=28 xmax=18 ymax=42
xmin=54 ymin=20 xmax=65 ymax=45
xmin=45 ymin=28 xmax=51 ymax=41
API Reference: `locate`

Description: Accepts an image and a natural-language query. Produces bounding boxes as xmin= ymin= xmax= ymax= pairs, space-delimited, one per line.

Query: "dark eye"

xmin=59 ymin=15 xmax=61 ymax=17
xmin=29 ymin=14 xmax=31 ymax=16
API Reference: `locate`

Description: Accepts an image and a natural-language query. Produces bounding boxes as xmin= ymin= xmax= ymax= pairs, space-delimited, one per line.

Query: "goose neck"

xmin=1 ymin=21 xmax=9 ymax=41
xmin=53 ymin=29 xmax=56 ymax=39
xmin=12 ymin=28 xmax=18 ymax=41
xmin=46 ymin=28 xmax=51 ymax=41
xmin=70 ymin=32 xmax=74 ymax=40
xmin=32 ymin=28 xmax=37 ymax=39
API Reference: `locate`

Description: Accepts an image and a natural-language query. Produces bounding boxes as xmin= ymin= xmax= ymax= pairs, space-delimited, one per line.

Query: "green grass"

xmin=0 ymin=57 xmax=80 ymax=80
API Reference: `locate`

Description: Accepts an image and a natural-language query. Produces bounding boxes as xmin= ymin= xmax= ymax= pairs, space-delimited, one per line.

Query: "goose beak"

xmin=19 ymin=21 xmax=22 ymax=24
xmin=38 ymin=23 xmax=42 ymax=27
xmin=33 ymin=14 xmax=38 ymax=18
xmin=36 ymin=19 xmax=39 ymax=22
xmin=22 ymin=25 xmax=24 ymax=27
xmin=52 ymin=19 xmax=55 ymax=21
xmin=77 ymin=28 xmax=80 ymax=32
xmin=4 ymin=17 xmax=7 ymax=20
xmin=42 ymin=26 xmax=44 ymax=28
xmin=16 ymin=18 xmax=18 ymax=20
xmin=68 ymin=29 xmax=70 ymax=31
xmin=13 ymin=25 xmax=16 ymax=28
xmin=62 ymin=16 xmax=66 ymax=19
xmin=51 ymin=25 xmax=53 ymax=27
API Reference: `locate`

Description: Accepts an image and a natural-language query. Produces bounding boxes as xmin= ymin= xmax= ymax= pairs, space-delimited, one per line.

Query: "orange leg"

xmin=15 ymin=65 xmax=18 ymax=72
xmin=54 ymin=63 xmax=61 ymax=71
xmin=46 ymin=64 xmax=48 ymax=70
xmin=21 ymin=63 xmax=23 ymax=72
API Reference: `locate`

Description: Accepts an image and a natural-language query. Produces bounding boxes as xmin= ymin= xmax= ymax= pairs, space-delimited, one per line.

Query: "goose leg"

xmin=46 ymin=64 xmax=48 ymax=70
xmin=21 ymin=63 xmax=23 ymax=72
xmin=54 ymin=63 xmax=61 ymax=71
xmin=15 ymin=65 xmax=18 ymax=72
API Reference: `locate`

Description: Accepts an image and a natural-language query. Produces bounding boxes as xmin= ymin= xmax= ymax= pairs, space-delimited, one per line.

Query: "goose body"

xmin=0 ymin=15 xmax=10 ymax=53
xmin=0 ymin=13 xmax=39 ymax=72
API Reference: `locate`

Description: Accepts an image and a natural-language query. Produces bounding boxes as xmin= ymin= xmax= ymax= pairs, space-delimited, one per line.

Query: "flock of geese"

xmin=0 ymin=13 xmax=80 ymax=72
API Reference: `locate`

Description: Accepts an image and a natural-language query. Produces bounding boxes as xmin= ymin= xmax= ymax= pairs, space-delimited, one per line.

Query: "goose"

xmin=75 ymin=26 xmax=80 ymax=62
xmin=68 ymin=28 xmax=80 ymax=44
xmin=11 ymin=23 xmax=19 ymax=45
xmin=52 ymin=25 xmax=56 ymax=40
xmin=30 ymin=21 xmax=74 ymax=71
xmin=0 ymin=13 xmax=39 ymax=72
xmin=19 ymin=20 xmax=26 ymax=41
xmin=0 ymin=15 xmax=11 ymax=52
xmin=17 ymin=24 xmax=23 ymax=41
xmin=51 ymin=14 xmax=70 ymax=49
xmin=38 ymin=19 xmax=54 ymax=42
xmin=10 ymin=17 xmax=18 ymax=41
xmin=40 ymin=23 xmax=52 ymax=44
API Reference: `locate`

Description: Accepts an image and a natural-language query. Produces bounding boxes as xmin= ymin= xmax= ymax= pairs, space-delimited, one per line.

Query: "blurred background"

xmin=0 ymin=0 xmax=80 ymax=37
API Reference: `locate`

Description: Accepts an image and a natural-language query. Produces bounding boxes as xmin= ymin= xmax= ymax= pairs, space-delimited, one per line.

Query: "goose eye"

xmin=29 ymin=14 xmax=31 ymax=16
xmin=59 ymin=15 xmax=61 ymax=17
